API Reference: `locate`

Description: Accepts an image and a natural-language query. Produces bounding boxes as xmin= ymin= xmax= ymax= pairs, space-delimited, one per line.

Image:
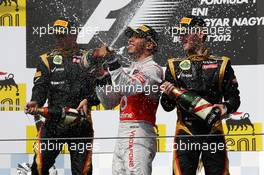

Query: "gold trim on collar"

xmin=219 ymin=56 xmax=230 ymax=91
xmin=168 ymin=58 xmax=177 ymax=81
xmin=40 ymin=53 xmax=50 ymax=72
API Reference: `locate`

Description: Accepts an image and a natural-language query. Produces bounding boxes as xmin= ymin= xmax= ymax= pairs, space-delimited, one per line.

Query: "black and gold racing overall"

xmin=161 ymin=51 xmax=240 ymax=175
xmin=30 ymin=49 xmax=99 ymax=175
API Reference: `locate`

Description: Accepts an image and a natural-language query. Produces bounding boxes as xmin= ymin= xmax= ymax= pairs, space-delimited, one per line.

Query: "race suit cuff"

xmin=223 ymin=102 xmax=231 ymax=114
xmin=96 ymin=75 xmax=111 ymax=86
xmin=85 ymin=96 xmax=100 ymax=107
xmin=108 ymin=60 xmax=121 ymax=71
xmin=30 ymin=97 xmax=43 ymax=107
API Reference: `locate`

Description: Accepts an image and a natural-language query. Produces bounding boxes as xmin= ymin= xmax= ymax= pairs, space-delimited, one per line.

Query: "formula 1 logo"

xmin=77 ymin=0 xmax=132 ymax=44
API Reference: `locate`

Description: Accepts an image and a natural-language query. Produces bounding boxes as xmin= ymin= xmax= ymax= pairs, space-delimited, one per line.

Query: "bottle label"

xmin=63 ymin=115 xmax=80 ymax=125
xmin=192 ymin=98 xmax=213 ymax=120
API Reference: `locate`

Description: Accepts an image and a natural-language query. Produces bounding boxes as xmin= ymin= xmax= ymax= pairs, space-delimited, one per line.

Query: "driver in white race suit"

xmin=96 ymin=24 xmax=163 ymax=175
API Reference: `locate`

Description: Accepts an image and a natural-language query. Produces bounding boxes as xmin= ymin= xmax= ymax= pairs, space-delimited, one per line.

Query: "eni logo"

xmin=156 ymin=124 xmax=166 ymax=152
xmin=0 ymin=71 xmax=26 ymax=111
xmin=0 ymin=73 xmax=19 ymax=95
xmin=0 ymin=0 xmax=19 ymax=11
xmin=225 ymin=112 xmax=255 ymax=134
xmin=0 ymin=0 xmax=25 ymax=26
xmin=223 ymin=112 xmax=262 ymax=151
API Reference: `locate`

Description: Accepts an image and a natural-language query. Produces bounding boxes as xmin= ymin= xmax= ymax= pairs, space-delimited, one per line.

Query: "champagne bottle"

xmin=172 ymin=88 xmax=221 ymax=127
xmin=29 ymin=106 xmax=85 ymax=125
xmin=80 ymin=47 xmax=111 ymax=73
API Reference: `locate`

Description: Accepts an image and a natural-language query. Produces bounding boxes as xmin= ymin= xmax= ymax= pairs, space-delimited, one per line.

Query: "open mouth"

xmin=128 ymin=44 xmax=135 ymax=48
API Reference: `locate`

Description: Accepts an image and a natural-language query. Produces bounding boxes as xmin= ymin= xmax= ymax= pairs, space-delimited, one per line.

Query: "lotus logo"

xmin=0 ymin=72 xmax=19 ymax=95
xmin=225 ymin=112 xmax=255 ymax=134
xmin=0 ymin=0 xmax=19 ymax=11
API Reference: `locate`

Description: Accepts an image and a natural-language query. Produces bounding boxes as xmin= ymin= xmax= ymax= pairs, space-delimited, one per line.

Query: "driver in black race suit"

xmin=96 ymin=25 xmax=163 ymax=175
xmin=160 ymin=15 xmax=240 ymax=175
xmin=27 ymin=19 xmax=100 ymax=175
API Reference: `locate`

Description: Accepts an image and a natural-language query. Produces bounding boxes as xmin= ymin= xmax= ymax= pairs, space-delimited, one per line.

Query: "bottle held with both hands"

xmin=171 ymin=87 xmax=222 ymax=128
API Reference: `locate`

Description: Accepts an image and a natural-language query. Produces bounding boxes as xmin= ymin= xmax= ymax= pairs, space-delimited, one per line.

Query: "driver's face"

xmin=179 ymin=32 xmax=203 ymax=52
xmin=55 ymin=34 xmax=77 ymax=49
xmin=127 ymin=34 xmax=147 ymax=56
xmin=178 ymin=25 xmax=205 ymax=52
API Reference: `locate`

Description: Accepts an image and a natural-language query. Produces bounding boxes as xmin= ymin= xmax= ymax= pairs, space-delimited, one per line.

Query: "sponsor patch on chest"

xmin=53 ymin=55 xmax=63 ymax=65
xmin=179 ymin=73 xmax=192 ymax=78
xmin=202 ymin=64 xmax=218 ymax=70
xmin=179 ymin=60 xmax=191 ymax=70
